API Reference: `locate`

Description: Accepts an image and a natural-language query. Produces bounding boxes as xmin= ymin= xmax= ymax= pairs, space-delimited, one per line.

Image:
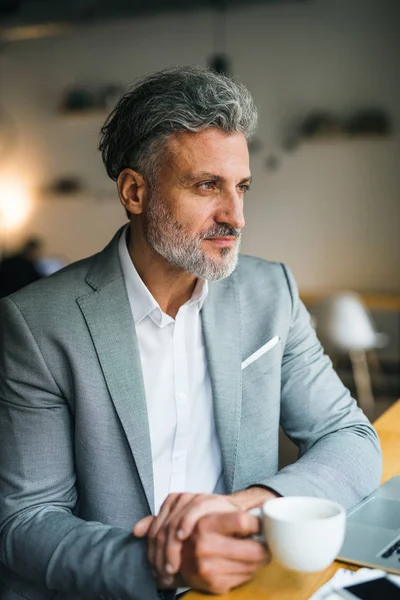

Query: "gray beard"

xmin=143 ymin=194 xmax=241 ymax=281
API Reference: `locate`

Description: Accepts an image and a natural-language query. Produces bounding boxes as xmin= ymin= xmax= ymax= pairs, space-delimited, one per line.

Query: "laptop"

xmin=338 ymin=476 xmax=400 ymax=574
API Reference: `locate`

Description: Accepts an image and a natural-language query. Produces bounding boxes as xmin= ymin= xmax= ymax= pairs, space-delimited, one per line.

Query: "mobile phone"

xmin=334 ymin=576 xmax=400 ymax=599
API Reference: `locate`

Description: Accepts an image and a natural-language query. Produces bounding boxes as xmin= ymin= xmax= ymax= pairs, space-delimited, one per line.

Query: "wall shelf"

xmin=60 ymin=108 xmax=109 ymax=121
xmin=302 ymin=133 xmax=391 ymax=145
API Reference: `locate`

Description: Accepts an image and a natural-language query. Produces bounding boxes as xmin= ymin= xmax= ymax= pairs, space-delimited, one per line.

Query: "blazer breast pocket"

xmin=242 ymin=339 xmax=281 ymax=385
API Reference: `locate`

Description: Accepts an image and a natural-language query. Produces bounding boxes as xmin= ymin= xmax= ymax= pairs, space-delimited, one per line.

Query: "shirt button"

xmin=178 ymin=393 xmax=187 ymax=402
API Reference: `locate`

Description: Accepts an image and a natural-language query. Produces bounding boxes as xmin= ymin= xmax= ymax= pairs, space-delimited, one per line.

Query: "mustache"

xmin=201 ymin=224 xmax=242 ymax=239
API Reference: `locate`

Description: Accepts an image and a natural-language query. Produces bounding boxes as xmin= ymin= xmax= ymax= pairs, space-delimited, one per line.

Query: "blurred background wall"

xmin=0 ymin=0 xmax=399 ymax=292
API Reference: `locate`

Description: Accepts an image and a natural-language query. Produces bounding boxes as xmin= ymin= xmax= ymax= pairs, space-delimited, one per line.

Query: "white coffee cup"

xmin=251 ymin=496 xmax=346 ymax=572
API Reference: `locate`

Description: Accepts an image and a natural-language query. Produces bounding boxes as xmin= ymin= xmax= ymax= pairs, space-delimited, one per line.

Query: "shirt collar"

xmin=118 ymin=226 xmax=208 ymax=327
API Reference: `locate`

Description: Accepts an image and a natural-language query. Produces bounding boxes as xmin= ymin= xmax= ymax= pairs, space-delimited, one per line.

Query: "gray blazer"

xmin=0 ymin=228 xmax=382 ymax=600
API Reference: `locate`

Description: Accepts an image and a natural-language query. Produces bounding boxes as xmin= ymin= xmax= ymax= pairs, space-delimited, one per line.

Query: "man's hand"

xmin=133 ymin=488 xmax=279 ymax=585
xmin=179 ymin=511 xmax=271 ymax=594
xmin=231 ymin=486 xmax=280 ymax=510
xmin=133 ymin=493 xmax=240 ymax=582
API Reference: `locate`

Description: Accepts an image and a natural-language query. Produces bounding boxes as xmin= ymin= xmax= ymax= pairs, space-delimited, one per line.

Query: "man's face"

xmin=142 ymin=129 xmax=250 ymax=280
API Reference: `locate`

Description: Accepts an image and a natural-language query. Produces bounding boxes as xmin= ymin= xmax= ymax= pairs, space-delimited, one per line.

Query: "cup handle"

xmin=248 ymin=507 xmax=266 ymax=545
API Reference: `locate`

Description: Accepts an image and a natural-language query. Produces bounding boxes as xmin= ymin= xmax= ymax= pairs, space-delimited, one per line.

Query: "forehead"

xmin=164 ymin=129 xmax=250 ymax=176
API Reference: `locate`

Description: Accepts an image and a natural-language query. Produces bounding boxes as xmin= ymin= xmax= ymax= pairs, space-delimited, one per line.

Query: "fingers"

xmin=132 ymin=515 xmax=154 ymax=538
xmin=142 ymin=493 xmax=256 ymax=584
xmin=154 ymin=494 xmax=194 ymax=579
xmin=147 ymin=493 xmax=181 ymax=575
xmin=201 ymin=555 xmax=262 ymax=576
xmin=148 ymin=493 xmax=194 ymax=579
xmin=180 ymin=536 xmax=271 ymax=595
xmin=194 ymin=523 xmax=270 ymax=567
xmin=175 ymin=495 xmax=238 ymax=541
xmin=198 ymin=510 xmax=261 ymax=537
xmin=162 ymin=494 xmax=239 ymax=576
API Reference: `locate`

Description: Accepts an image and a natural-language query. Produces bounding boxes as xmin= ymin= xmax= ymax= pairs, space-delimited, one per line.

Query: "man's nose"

xmin=216 ymin=190 xmax=245 ymax=230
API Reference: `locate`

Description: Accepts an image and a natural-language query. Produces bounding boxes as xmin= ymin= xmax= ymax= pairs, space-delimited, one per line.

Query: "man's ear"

xmin=117 ymin=168 xmax=148 ymax=216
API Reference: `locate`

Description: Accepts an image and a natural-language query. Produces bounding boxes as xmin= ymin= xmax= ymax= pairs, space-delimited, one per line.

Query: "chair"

xmin=314 ymin=291 xmax=388 ymax=418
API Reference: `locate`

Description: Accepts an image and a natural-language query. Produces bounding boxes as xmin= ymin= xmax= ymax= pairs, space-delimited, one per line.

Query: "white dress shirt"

xmin=118 ymin=228 xmax=226 ymax=515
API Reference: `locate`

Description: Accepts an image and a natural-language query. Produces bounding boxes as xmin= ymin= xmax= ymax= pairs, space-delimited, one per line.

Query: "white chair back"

xmin=315 ymin=291 xmax=384 ymax=352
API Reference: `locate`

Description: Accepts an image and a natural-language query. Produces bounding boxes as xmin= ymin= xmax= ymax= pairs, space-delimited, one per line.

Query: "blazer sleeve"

xmin=259 ymin=265 xmax=382 ymax=508
xmin=0 ymin=296 xmax=159 ymax=600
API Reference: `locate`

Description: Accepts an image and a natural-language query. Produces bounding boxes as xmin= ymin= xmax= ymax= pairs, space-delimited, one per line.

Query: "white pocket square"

xmin=241 ymin=335 xmax=281 ymax=370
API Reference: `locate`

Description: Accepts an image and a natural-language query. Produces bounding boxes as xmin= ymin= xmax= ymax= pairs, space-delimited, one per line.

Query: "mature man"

xmin=0 ymin=67 xmax=381 ymax=600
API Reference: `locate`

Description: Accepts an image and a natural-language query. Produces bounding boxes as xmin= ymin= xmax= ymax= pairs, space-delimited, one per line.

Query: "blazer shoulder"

xmin=235 ymin=255 xmax=297 ymax=322
xmin=236 ymin=254 xmax=290 ymax=287
xmin=3 ymin=253 xmax=99 ymax=313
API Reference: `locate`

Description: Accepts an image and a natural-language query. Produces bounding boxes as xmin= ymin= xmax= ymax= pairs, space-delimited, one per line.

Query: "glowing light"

xmin=0 ymin=178 xmax=31 ymax=231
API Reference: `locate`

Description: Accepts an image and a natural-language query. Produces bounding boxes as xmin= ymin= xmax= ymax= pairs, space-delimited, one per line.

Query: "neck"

xmin=127 ymin=224 xmax=198 ymax=319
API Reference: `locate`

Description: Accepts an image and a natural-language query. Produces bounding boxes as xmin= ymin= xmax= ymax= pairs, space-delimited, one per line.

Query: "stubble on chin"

xmin=220 ymin=246 xmax=232 ymax=257
xmin=144 ymin=194 xmax=241 ymax=280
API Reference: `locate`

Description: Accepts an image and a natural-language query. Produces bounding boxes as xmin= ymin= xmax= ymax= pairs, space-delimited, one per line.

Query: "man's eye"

xmin=238 ymin=184 xmax=251 ymax=193
xmin=198 ymin=181 xmax=215 ymax=190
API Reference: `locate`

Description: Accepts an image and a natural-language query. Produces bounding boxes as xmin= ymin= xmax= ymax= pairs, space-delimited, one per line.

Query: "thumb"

xmin=133 ymin=515 xmax=154 ymax=538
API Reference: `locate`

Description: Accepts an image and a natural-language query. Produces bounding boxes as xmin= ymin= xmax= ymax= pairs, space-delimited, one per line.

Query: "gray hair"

xmin=99 ymin=66 xmax=257 ymax=186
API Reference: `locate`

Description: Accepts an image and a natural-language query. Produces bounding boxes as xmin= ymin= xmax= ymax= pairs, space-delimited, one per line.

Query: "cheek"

xmin=165 ymin=188 xmax=217 ymax=233
xmin=178 ymin=205 xmax=213 ymax=234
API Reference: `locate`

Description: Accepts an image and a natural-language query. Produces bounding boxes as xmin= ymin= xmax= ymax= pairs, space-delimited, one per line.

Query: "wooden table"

xmin=300 ymin=291 xmax=400 ymax=313
xmin=186 ymin=400 xmax=400 ymax=600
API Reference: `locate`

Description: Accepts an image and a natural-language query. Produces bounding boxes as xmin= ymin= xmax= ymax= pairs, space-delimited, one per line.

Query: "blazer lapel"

xmin=201 ymin=272 xmax=242 ymax=493
xmin=77 ymin=229 xmax=154 ymax=513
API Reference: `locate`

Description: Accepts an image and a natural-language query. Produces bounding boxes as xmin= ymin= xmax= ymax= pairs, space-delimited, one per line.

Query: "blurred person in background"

xmin=0 ymin=236 xmax=43 ymax=298
xmin=0 ymin=67 xmax=381 ymax=600
xmin=36 ymin=254 xmax=67 ymax=277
